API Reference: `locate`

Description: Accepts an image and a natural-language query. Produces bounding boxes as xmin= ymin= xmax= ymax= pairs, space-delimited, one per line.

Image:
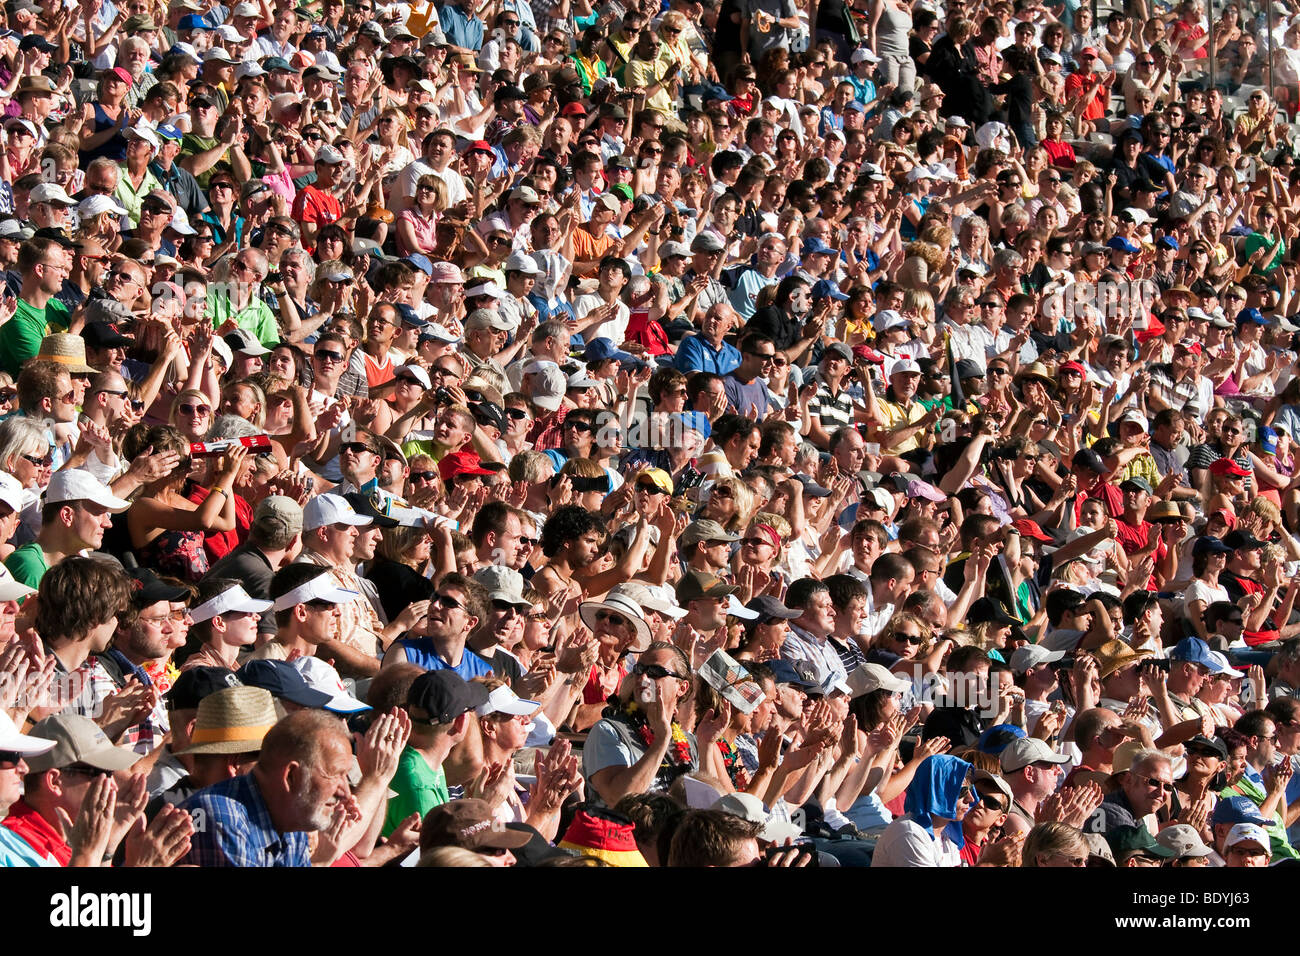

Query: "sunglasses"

xmin=21 ymin=452 xmax=54 ymax=467
xmin=564 ymin=420 xmax=593 ymax=432
xmin=743 ymin=536 xmax=772 ymax=548
xmin=894 ymin=632 xmax=923 ymax=645
xmin=315 ymin=350 xmax=345 ymax=363
xmin=505 ymin=408 xmax=528 ymax=421
xmin=1140 ymin=775 xmax=1175 ymax=793
xmin=492 ymin=599 xmax=524 ymax=614
xmin=434 ymin=592 xmax=463 ymax=611
xmin=636 ymin=482 xmax=667 ymax=495
xmin=410 ymin=470 xmax=438 ymax=482
xmin=633 ymin=662 xmax=686 ymax=680
xmin=395 ymin=375 xmax=422 ymax=386
xmin=978 ymin=792 xmax=1007 ymax=812
xmin=341 ymin=441 xmax=376 ymax=456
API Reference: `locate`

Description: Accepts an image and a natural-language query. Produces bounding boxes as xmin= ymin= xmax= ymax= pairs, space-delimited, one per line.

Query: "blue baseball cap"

xmin=1106 ymin=236 xmax=1140 ymax=254
xmin=802 ymin=236 xmax=835 ymax=257
xmin=977 ymin=723 xmax=1027 ymax=755
xmin=1192 ymin=535 xmax=1234 ymax=558
xmin=1212 ymin=795 xmax=1269 ymax=826
xmin=156 ymin=123 xmax=183 ymax=141
xmin=1157 ymin=235 xmax=1179 ymax=250
xmin=405 ymin=253 xmax=433 ymax=276
xmin=394 ymin=303 xmax=425 ymax=328
xmin=1260 ymin=425 xmax=1279 ymax=454
xmin=1237 ymin=308 xmax=1268 ymax=325
xmin=237 ymin=659 xmax=333 ymax=709
xmin=1169 ymin=636 xmax=1216 ymax=668
xmin=672 ymin=411 xmax=711 ymax=439
xmin=812 ymin=278 xmax=849 ymax=301
xmin=177 ymin=13 xmax=214 ymax=29
xmin=583 ymin=336 xmax=634 ymax=365
xmin=767 ymin=658 xmax=818 ymax=690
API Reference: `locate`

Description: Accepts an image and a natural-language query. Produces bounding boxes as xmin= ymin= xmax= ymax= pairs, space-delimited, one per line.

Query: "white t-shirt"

xmin=573 ymin=292 xmax=630 ymax=346
xmin=871 ymin=816 xmax=963 ymax=867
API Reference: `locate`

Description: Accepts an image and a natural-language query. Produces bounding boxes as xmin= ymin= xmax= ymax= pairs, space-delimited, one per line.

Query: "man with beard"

xmin=532 ymin=504 xmax=603 ymax=615
xmin=180 ymin=709 xmax=354 ymax=866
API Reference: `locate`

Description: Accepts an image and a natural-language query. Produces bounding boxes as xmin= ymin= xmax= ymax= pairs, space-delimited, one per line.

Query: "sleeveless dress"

xmin=79 ymin=102 xmax=129 ymax=165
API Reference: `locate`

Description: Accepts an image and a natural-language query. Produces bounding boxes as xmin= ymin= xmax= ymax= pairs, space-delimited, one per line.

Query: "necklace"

xmin=611 ymin=698 xmax=693 ymax=769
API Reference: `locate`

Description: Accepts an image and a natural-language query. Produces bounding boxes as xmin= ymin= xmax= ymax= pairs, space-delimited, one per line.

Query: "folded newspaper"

xmin=699 ymin=649 xmax=765 ymax=714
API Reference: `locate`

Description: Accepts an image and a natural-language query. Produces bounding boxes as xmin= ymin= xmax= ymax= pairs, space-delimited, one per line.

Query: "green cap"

xmin=1106 ymin=825 xmax=1176 ymax=860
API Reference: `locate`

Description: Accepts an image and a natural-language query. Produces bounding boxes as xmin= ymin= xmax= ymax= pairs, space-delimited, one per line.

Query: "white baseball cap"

xmin=45 ymin=469 xmax=131 ymax=513
xmin=846 ymin=662 xmax=911 ymax=697
xmin=726 ymin=594 xmax=760 ymax=620
xmin=1009 ymin=644 xmax=1065 ymax=674
xmin=872 ymin=309 xmax=908 ymax=332
xmin=303 ymin=493 xmax=374 ymax=530
xmin=890 ymin=358 xmax=922 ymax=376
xmin=293 ymin=656 xmax=371 ymax=714
xmin=188 ymin=583 xmax=273 ymax=624
xmin=395 ymin=364 xmax=432 ymax=390
xmin=77 ymin=194 xmax=129 ymax=219
xmin=271 ymin=570 xmax=359 ymax=612
xmin=475 ymin=683 xmax=540 ymax=717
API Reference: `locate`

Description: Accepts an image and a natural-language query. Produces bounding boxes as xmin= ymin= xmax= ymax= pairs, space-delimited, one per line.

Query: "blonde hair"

xmin=1023 ymin=822 xmax=1089 ymax=867
xmin=708 ymin=475 xmax=754 ymax=531
xmin=560 ymin=457 xmax=606 ymax=480
xmin=417 ymin=846 xmax=494 ymax=867
xmin=376 ymin=524 xmax=430 ymax=566
xmin=903 ymin=288 xmax=935 ymax=323
xmin=751 ymin=510 xmax=791 ymax=541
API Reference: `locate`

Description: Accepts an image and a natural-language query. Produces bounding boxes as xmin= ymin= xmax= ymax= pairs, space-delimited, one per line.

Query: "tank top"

xmin=80 ymin=102 xmax=129 ymax=165
xmin=876 ymin=0 xmax=911 ymax=57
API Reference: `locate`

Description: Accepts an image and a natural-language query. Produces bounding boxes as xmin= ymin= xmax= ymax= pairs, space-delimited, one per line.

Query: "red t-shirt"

xmin=1 ymin=798 xmax=71 ymax=865
xmin=291 ymin=184 xmax=343 ymax=230
xmin=1064 ymin=72 xmax=1106 ymax=120
xmin=1075 ymin=478 xmax=1124 ymax=523
xmin=1114 ymin=516 xmax=1166 ymax=589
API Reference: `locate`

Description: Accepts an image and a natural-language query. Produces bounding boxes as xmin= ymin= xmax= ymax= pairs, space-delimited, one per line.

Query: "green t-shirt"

xmin=205 ymin=292 xmax=281 ymax=348
xmin=4 ymin=542 xmax=50 ymax=590
xmin=1242 ymin=232 xmax=1285 ymax=275
xmin=382 ymin=747 xmax=448 ymax=837
xmin=180 ymin=133 xmax=222 ymax=189
xmin=0 ymin=298 xmax=70 ymax=377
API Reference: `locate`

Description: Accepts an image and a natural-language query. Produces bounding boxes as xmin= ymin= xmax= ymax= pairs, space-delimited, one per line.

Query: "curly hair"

xmin=539 ymin=503 xmax=603 ymax=558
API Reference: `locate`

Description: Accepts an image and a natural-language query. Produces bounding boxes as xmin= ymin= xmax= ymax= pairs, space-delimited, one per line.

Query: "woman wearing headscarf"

xmin=870 ymin=753 xmax=974 ymax=866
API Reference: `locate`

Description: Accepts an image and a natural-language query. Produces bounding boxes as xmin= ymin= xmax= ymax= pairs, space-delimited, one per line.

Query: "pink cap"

xmin=428 ymin=261 xmax=464 ymax=283
xmin=109 ymin=66 xmax=132 ymax=85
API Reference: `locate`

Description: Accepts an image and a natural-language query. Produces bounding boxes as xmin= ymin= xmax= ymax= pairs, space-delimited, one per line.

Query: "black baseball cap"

xmin=129 ymin=567 xmax=190 ymax=606
xmin=767 ymin=658 xmax=818 ymax=690
xmin=966 ymin=597 xmax=1019 ymax=628
xmin=1072 ymin=448 xmax=1107 ymax=474
xmin=342 ymin=491 xmax=399 ymax=528
xmin=1222 ymin=529 xmax=1267 ymax=550
xmin=407 ymin=670 xmax=488 ymax=724
xmin=238 ymin=659 xmax=333 ymax=708
xmin=82 ymin=321 xmax=134 ymax=349
xmin=745 ymin=595 xmax=801 ymax=620
xmin=165 ymin=666 xmax=240 ymax=710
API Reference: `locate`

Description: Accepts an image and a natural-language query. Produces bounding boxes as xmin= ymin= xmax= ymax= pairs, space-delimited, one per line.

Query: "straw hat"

xmin=178 ymin=686 xmax=277 ymax=755
xmin=1014 ymin=361 xmax=1056 ymax=388
xmin=1093 ymin=639 xmax=1155 ymax=680
xmin=36 ymin=333 xmax=98 ymax=374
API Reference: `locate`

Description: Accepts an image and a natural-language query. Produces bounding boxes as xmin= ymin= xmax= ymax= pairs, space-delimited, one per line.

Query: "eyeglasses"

xmin=21 ymin=452 xmax=54 ymax=467
xmin=139 ymin=609 xmax=190 ymax=624
xmin=633 ymin=662 xmax=686 ymax=680
xmin=434 ymin=592 xmax=463 ymax=611
xmin=1140 ymin=775 xmax=1175 ymax=793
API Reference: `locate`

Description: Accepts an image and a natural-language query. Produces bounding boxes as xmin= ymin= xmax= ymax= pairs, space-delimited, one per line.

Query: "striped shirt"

xmin=1148 ymin=363 xmax=1201 ymax=412
xmin=809 ymin=370 xmax=857 ymax=433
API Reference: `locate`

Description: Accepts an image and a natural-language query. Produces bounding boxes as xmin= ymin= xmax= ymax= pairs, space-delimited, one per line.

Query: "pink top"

xmin=397 ymin=207 xmax=438 ymax=256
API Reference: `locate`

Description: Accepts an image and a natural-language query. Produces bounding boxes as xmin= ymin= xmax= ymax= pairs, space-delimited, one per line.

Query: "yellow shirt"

xmin=877 ymin=398 xmax=927 ymax=454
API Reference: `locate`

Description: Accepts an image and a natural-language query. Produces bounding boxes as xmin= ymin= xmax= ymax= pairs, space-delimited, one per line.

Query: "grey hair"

xmin=625 ymin=274 xmax=653 ymax=298
xmin=1000 ymin=206 xmax=1030 ymax=227
xmin=0 ymin=416 xmax=49 ymax=471
xmin=206 ymin=413 xmax=260 ymax=441
xmin=1128 ymin=748 xmax=1172 ymax=779
xmin=992 ymin=248 xmax=1024 ymax=270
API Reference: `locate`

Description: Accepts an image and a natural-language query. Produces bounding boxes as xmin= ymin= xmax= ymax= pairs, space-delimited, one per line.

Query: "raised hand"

xmin=356 ymin=708 xmax=412 ymax=785
xmin=124 ymin=804 xmax=194 ymax=867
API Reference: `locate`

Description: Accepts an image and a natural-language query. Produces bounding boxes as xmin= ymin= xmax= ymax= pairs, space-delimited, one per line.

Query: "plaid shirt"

xmin=179 ymin=773 xmax=310 ymax=867
xmin=67 ymin=652 xmax=168 ymax=756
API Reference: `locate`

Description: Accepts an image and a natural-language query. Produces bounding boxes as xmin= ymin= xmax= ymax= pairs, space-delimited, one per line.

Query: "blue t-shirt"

xmin=397 ymin=637 xmax=495 ymax=680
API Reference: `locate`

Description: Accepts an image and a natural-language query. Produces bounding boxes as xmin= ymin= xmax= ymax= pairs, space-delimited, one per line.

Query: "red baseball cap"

xmin=438 ymin=450 xmax=497 ymax=482
xmin=560 ymin=102 xmax=587 ymax=117
xmin=1058 ymin=361 xmax=1086 ymax=376
xmin=1080 ymin=46 xmax=1099 ymax=58
xmin=109 ymin=67 xmax=132 ymax=85
xmin=1209 ymin=457 xmax=1251 ymax=478
xmin=1011 ymin=518 xmax=1053 ymax=542
xmin=466 ymin=140 xmax=494 ymax=155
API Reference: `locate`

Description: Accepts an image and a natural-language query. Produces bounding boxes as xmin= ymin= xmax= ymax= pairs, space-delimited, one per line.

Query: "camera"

xmin=434 ymin=386 xmax=453 ymax=405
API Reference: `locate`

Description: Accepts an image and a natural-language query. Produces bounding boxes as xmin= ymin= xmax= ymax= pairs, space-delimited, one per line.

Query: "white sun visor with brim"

xmin=189 ymin=584 xmax=273 ymax=624
xmin=0 ymin=709 xmax=55 ymax=756
xmin=45 ymin=469 xmax=132 ymax=513
xmin=475 ymin=684 xmax=541 ymax=718
xmin=272 ymin=573 xmax=359 ymax=612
